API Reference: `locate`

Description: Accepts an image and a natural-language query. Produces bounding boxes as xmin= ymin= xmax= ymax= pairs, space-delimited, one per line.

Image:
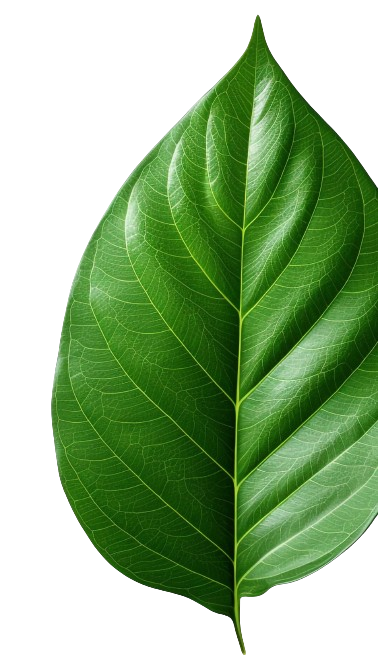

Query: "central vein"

xmin=233 ymin=26 xmax=259 ymax=655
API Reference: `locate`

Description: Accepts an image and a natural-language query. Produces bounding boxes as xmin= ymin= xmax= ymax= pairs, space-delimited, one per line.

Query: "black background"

xmin=48 ymin=9 xmax=376 ymax=659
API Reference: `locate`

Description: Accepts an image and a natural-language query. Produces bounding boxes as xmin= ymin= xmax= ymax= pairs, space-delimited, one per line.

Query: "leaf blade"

xmin=52 ymin=15 xmax=378 ymax=651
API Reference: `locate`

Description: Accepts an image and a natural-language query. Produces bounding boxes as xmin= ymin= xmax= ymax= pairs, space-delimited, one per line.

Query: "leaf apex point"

xmin=248 ymin=15 xmax=265 ymax=50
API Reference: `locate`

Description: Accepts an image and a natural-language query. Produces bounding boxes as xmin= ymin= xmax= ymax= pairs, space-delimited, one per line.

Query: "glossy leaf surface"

xmin=52 ymin=17 xmax=378 ymax=652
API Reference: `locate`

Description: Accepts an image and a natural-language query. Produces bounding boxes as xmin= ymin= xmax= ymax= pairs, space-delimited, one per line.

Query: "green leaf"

xmin=52 ymin=16 xmax=378 ymax=653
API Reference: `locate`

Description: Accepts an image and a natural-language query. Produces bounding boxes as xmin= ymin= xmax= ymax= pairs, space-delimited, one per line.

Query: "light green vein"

xmin=237 ymin=477 xmax=374 ymax=588
xmin=168 ymin=138 xmax=240 ymax=315
xmin=238 ymin=341 xmax=377 ymax=490
xmin=124 ymin=182 xmax=237 ymax=403
xmin=205 ymin=108 xmax=244 ymax=231
xmin=67 ymin=304 xmax=234 ymax=565
xmin=241 ymin=122 xmax=323 ymax=322
xmin=237 ymin=416 xmax=378 ymax=547
xmin=90 ymin=241 xmax=234 ymax=479
xmin=232 ymin=20 xmax=261 ymax=656
xmin=244 ymin=95 xmax=296 ymax=231
xmin=238 ymin=181 xmax=365 ymax=408
xmin=61 ymin=426 xmax=231 ymax=591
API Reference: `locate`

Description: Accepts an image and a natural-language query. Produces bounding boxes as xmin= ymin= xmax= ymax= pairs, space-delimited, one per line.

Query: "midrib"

xmin=232 ymin=24 xmax=260 ymax=655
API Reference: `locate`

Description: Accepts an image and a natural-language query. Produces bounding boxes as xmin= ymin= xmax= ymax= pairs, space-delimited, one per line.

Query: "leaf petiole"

xmin=233 ymin=597 xmax=246 ymax=655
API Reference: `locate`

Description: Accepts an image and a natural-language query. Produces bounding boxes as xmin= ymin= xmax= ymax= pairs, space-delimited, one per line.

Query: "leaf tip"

xmin=247 ymin=14 xmax=267 ymax=51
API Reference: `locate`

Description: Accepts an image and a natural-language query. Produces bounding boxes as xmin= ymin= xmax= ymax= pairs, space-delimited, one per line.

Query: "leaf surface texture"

xmin=52 ymin=17 xmax=378 ymax=651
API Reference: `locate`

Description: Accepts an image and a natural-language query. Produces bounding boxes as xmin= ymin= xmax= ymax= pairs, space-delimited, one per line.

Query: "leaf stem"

xmin=233 ymin=597 xmax=246 ymax=655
